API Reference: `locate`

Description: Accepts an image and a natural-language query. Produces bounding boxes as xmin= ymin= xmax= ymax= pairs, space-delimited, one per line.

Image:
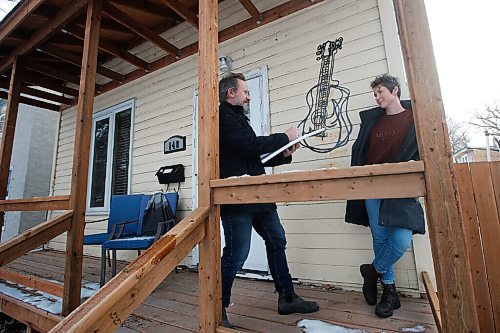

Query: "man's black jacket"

xmin=219 ymin=101 xmax=292 ymax=216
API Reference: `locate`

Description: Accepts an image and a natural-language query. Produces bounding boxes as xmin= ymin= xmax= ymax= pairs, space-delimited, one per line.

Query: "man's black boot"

xmin=360 ymin=263 xmax=380 ymax=306
xmin=375 ymin=283 xmax=401 ymax=318
xmin=222 ymin=308 xmax=234 ymax=328
xmin=278 ymin=292 xmax=319 ymax=315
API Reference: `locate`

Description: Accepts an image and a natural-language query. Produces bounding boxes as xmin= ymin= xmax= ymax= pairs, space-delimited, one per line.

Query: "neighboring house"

xmin=47 ymin=0 xmax=436 ymax=294
xmin=454 ymin=146 xmax=500 ymax=163
xmin=0 ymin=99 xmax=59 ymax=242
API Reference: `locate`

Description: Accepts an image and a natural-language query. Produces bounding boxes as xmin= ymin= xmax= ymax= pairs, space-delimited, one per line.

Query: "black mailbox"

xmin=155 ymin=164 xmax=185 ymax=184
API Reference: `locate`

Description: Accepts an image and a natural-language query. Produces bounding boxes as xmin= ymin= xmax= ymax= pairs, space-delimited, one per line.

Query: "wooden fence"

xmin=455 ymin=161 xmax=500 ymax=333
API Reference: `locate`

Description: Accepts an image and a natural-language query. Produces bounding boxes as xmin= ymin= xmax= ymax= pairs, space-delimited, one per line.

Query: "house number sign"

xmin=164 ymin=135 xmax=186 ymax=154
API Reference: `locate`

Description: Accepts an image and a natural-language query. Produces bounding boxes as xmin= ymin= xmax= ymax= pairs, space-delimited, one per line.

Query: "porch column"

xmin=0 ymin=56 xmax=24 ymax=241
xmin=393 ymin=0 xmax=480 ymax=331
xmin=62 ymin=0 xmax=102 ymax=315
xmin=197 ymin=0 xmax=221 ymax=331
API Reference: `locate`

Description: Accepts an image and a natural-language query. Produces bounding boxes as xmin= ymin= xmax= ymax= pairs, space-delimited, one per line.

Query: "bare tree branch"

xmin=447 ymin=115 xmax=470 ymax=155
xmin=471 ymin=103 xmax=500 ymax=146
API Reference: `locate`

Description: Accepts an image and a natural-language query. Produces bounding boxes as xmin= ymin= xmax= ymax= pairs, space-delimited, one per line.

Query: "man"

xmin=219 ymin=73 xmax=319 ymax=328
xmin=345 ymin=74 xmax=425 ymax=318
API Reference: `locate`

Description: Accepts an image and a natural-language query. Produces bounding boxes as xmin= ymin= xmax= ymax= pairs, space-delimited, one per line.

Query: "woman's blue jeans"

xmin=221 ymin=210 xmax=294 ymax=308
xmin=365 ymin=199 xmax=413 ymax=284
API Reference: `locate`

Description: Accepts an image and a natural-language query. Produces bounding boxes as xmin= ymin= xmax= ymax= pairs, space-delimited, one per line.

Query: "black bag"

xmin=141 ymin=193 xmax=175 ymax=236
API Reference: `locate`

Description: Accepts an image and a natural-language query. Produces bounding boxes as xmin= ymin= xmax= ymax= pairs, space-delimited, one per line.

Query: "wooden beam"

xmin=0 ymin=0 xmax=89 ymax=75
xmin=0 ymin=211 xmax=73 ymax=267
xmin=0 ymin=90 xmax=61 ymax=111
xmin=30 ymin=4 xmax=58 ymax=19
xmin=0 ymin=0 xmax=46 ymax=44
xmin=422 ymin=271 xmax=442 ymax=332
xmin=0 ymin=294 xmax=62 ymax=333
xmin=108 ymin=0 xmax=179 ymax=21
xmin=102 ymin=1 xmax=180 ymax=56
xmin=26 ymin=61 xmax=81 ymax=86
xmin=24 ymin=73 xmax=79 ymax=97
xmin=238 ymin=0 xmax=261 ymax=22
xmin=62 ymin=0 xmax=102 ymax=316
xmin=65 ymin=25 xmax=150 ymax=71
xmin=212 ymin=162 xmax=426 ymax=204
xmin=0 ymin=268 xmax=64 ymax=297
xmin=21 ymin=86 xmax=74 ymax=105
xmin=0 ymin=195 xmax=70 ymax=211
xmin=0 ymin=56 xmax=25 ymax=240
xmin=1 ymin=78 xmax=74 ymax=104
xmin=198 ymin=0 xmax=220 ymax=331
xmin=393 ymin=1 xmax=480 ymax=332
xmin=98 ymin=0 xmax=325 ymax=95
xmin=212 ymin=161 xmax=424 ymax=187
xmin=50 ymin=207 xmax=208 ymax=332
xmin=5 ymin=29 xmax=32 ymax=43
xmin=39 ymin=45 xmax=125 ymax=83
xmin=159 ymin=0 xmax=199 ymax=29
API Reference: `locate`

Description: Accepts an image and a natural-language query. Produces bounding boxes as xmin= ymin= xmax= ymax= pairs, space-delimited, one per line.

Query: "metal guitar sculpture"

xmin=298 ymin=37 xmax=352 ymax=153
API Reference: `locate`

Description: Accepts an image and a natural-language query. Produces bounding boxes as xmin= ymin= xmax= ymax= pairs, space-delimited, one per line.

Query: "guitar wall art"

xmin=298 ymin=37 xmax=352 ymax=153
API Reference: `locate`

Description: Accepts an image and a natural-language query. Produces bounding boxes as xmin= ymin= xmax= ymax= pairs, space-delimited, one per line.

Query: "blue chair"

xmin=84 ymin=194 xmax=145 ymax=268
xmin=100 ymin=192 xmax=179 ymax=285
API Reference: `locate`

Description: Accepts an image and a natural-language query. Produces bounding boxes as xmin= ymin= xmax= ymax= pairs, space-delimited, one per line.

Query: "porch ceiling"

xmin=0 ymin=0 xmax=323 ymax=110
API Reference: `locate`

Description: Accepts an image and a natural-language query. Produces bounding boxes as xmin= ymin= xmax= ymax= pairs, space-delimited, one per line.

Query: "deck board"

xmin=3 ymin=250 xmax=437 ymax=333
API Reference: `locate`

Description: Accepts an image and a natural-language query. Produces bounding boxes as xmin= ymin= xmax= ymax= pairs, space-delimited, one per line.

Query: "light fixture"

xmin=218 ymin=54 xmax=232 ymax=73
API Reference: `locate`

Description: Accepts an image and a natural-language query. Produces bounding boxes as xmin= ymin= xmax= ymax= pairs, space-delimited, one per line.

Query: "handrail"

xmin=0 ymin=195 xmax=70 ymax=211
xmin=0 ymin=210 xmax=73 ymax=266
xmin=50 ymin=206 xmax=209 ymax=332
xmin=211 ymin=161 xmax=426 ymax=204
xmin=210 ymin=161 xmax=424 ymax=187
xmin=422 ymin=271 xmax=441 ymax=331
xmin=0 ymin=268 xmax=64 ymax=297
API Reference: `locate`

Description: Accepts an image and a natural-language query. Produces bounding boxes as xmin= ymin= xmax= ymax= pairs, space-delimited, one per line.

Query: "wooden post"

xmin=0 ymin=56 xmax=24 ymax=240
xmin=62 ymin=0 xmax=101 ymax=315
xmin=393 ymin=1 xmax=480 ymax=331
xmin=197 ymin=0 xmax=220 ymax=331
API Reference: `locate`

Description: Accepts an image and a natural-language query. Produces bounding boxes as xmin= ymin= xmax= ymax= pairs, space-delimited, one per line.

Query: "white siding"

xmin=48 ymin=0 xmax=423 ymax=292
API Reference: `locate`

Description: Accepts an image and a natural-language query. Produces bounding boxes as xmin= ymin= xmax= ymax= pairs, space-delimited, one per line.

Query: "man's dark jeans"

xmin=221 ymin=210 xmax=294 ymax=308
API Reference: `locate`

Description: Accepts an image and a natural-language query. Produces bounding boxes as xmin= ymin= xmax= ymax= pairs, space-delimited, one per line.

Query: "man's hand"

xmin=283 ymin=143 xmax=300 ymax=157
xmin=285 ymin=127 xmax=301 ymax=141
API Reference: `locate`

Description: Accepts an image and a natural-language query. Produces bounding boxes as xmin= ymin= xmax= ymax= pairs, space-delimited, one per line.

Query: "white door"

xmin=192 ymin=66 xmax=270 ymax=272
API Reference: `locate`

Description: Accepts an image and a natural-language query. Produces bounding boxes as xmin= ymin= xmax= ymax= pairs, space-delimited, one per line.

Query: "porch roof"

xmin=0 ymin=0 xmax=323 ymax=111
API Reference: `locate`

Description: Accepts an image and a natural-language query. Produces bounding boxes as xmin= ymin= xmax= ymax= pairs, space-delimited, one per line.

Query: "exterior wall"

xmin=455 ymin=148 xmax=500 ymax=162
xmin=48 ymin=0 xmax=428 ymax=292
xmin=0 ymin=103 xmax=59 ymax=242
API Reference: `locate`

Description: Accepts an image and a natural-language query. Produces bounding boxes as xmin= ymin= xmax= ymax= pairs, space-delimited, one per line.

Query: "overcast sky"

xmin=1 ymin=0 xmax=498 ymax=145
xmin=425 ymin=0 xmax=499 ymax=145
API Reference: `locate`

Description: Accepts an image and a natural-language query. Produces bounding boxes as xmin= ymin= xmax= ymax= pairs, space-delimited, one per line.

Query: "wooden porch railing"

xmin=0 ymin=210 xmax=73 ymax=266
xmin=49 ymin=207 xmax=209 ymax=332
xmin=0 ymin=209 xmax=73 ymax=332
xmin=0 ymin=195 xmax=70 ymax=211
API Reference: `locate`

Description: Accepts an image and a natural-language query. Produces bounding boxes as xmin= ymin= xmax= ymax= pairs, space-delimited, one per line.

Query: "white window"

xmin=87 ymin=100 xmax=134 ymax=212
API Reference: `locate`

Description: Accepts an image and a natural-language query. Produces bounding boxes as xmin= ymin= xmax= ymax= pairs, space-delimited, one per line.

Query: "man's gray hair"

xmin=370 ymin=74 xmax=401 ymax=98
xmin=219 ymin=72 xmax=246 ymax=103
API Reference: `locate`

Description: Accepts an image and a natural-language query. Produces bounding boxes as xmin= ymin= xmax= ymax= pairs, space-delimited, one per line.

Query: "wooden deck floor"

xmin=3 ymin=250 xmax=437 ymax=332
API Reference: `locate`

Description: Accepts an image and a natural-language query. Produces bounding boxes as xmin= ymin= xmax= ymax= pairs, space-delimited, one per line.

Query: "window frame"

xmin=86 ymin=99 xmax=135 ymax=214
